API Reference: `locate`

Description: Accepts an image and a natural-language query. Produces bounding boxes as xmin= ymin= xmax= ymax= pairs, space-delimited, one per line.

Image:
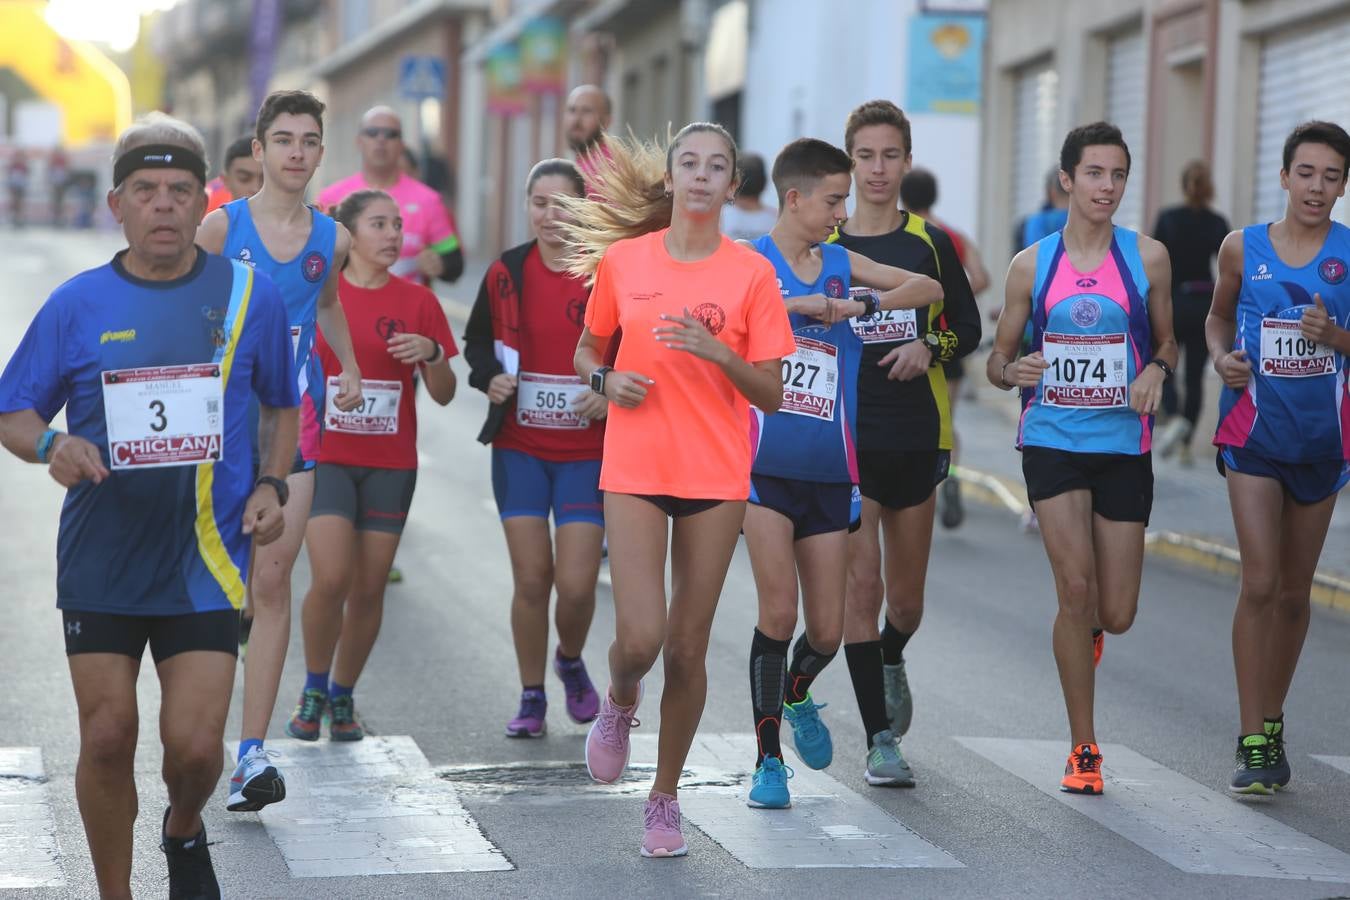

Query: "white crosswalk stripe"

xmin=253 ymin=737 xmax=512 ymax=877
xmin=641 ymin=734 xmax=964 ymax=869
xmin=0 ymin=747 xmax=64 ymax=889
xmin=957 ymin=737 xmax=1350 ymax=882
xmin=1312 ymin=756 xmax=1350 ymax=778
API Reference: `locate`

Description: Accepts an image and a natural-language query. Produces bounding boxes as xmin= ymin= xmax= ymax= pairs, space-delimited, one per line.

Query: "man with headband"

xmin=0 ymin=112 xmax=298 ymax=898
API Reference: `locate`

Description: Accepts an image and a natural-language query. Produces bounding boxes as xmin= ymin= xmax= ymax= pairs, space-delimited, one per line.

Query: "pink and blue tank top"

xmin=1018 ymin=227 xmax=1153 ymax=455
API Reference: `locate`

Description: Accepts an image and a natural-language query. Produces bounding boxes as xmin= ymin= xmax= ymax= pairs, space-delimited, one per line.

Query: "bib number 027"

xmin=781 ymin=358 xmax=821 ymax=391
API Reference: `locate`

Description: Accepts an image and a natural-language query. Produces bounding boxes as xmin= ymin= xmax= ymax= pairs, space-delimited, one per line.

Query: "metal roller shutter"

xmin=1105 ymin=30 xmax=1146 ymax=231
xmin=1255 ymin=17 xmax=1350 ymax=225
xmin=1012 ymin=61 xmax=1060 ymax=225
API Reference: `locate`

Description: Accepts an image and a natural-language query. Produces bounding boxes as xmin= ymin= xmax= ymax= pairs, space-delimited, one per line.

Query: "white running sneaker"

xmin=227 ymin=746 xmax=286 ymax=812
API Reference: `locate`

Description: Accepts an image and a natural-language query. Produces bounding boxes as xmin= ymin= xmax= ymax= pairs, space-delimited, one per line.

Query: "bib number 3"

xmin=102 ymin=364 xmax=224 ymax=469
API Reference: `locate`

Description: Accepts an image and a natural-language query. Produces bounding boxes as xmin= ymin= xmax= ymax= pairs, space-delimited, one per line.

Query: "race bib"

xmin=325 ymin=377 xmax=401 ymax=434
xmin=102 ymin=363 xmax=224 ymax=469
xmin=1041 ymin=332 xmax=1130 ymax=408
xmin=849 ymin=287 xmax=917 ymax=344
xmin=780 ymin=336 xmax=839 ymax=420
xmin=1260 ymin=317 xmax=1334 ymax=377
xmin=517 ymin=372 xmax=590 ymax=430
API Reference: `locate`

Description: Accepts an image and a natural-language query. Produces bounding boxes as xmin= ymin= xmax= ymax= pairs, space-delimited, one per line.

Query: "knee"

xmin=849 ymin=570 xmax=884 ymax=608
xmin=663 ymin=637 xmax=709 ymax=682
xmin=80 ymin=714 xmax=137 ymax=770
xmin=513 ymin=567 xmax=554 ymax=608
xmin=1056 ymin=575 xmax=1094 ymax=620
xmin=251 ymin=562 xmax=295 ymax=606
xmin=552 ymin=577 xmax=595 ymax=610
xmin=1239 ymin=572 xmax=1280 ymax=609
xmin=613 ymin=629 xmax=662 ymax=672
xmin=163 ymin=736 xmax=224 ymax=784
xmin=805 ymin=626 xmax=843 ymax=656
xmin=1098 ymin=607 xmax=1136 ymax=635
xmin=758 ymin=606 xmax=798 ymax=643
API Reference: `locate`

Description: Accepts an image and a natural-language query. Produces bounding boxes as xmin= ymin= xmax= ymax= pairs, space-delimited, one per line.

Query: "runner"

xmin=1152 ymin=160 xmax=1229 ymax=466
xmin=563 ymin=124 xmax=796 ymax=857
xmin=285 ymin=189 xmax=457 ymax=742
xmin=205 ymin=136 xmax=264 ymax=216
xmin=987 ymin=121 xmax=1176 ymax=794
xmin=317 ymin=106 xmax=464 ymax=287
xmin=197 ymin=89 xmax=364 ymax=813
xmin=899 ymin=166 xmax=991 ymax=529
xmin=833 ymin=100 xmax=980 ymax=785
xmin=464 ymin=159 xmax=606 ymax=738
xmin=741 ymin=138 xmax=941 ymax=809
xmin=1206 ymin=121 xmax=1350 ymax=794
xmin=563 ymin=84 xmax=612 ymax=177
xmin=0 ymin=113 xmax=297 ymax=899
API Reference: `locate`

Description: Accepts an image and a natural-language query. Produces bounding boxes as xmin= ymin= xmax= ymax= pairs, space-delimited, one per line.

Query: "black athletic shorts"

xmin=750 ymin=474 xmax=854 ymax=540
xmin=1021 ymin=447 xmax=1154 ymax=524
xmin=634 ymin=494 xmax=724 ymax=518
xmin=858 ymin=449 xmax=951 ymax=510
xmin=311 ymin=464 xmax=417 ymax=534
xmin=62 ymin=609 xmax=240 ymax=663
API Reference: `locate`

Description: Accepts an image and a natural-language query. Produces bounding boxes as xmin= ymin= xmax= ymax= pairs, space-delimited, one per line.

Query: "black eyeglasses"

xmin=361 ymin=127 xmax=401 ymax=140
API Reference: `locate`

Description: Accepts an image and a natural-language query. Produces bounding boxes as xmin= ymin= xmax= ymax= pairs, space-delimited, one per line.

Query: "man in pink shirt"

xmin=318 ymin=106 xmax=463 ymax=285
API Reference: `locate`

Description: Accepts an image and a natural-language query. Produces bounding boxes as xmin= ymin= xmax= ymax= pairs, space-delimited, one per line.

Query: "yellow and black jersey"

xmin=832 ymin=212 xmax=981 ymax=452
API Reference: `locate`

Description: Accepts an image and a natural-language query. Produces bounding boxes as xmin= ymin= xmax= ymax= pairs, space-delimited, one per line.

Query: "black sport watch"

xmin=255 ymin=475 xmax=289 ymax=507
xmin=590 ymin=366 xmax=613 ymax=395
xmin=922 ymin=331 xmax=942 ymax=361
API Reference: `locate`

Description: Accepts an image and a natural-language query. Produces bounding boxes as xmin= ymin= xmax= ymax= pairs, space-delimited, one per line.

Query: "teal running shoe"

xmin=865 ymin=729 xmax=915 ymax=787
xmin=747 ymin=755 xmax=793 ymax=809
xmin=783 ymin=694 xmax=833 ymax=770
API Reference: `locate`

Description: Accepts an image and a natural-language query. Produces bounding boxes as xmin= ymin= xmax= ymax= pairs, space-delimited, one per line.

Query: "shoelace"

xmin=1071 ymin=746 xmax=1103 ymax=774
xmin=761 ymin=760 xmax=795 ymax=784
xmin=1239 ymin=742 xmax=1267 ymax=770
xmin=790 ymin=700 xmax=828 ymax=741
xmin=871 ymin=735 xmax=903 ymax=765
xmin=516 ymin=694 xmax=546 ymax=721
xmin=556 ymin=660 xmax=592 ymax=700
xmin=595 ymin=704 xmax=640 ymax=749
xmin=297 ymin=690 xmax=325 ymax=722
xmin=644 ymin=794 xmax=679 ymax=831
xmin=1266 ymin=731 xmax=1284 ymax=765
xmin=330 ymin=696 xmax=356 ymax=724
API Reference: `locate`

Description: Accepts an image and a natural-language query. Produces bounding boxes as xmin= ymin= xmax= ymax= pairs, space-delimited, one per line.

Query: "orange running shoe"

xmin=1061 ymin=742 xmax=1104 ymax=794
xmin=1092 ymin=630 xmax=1104 ymax=669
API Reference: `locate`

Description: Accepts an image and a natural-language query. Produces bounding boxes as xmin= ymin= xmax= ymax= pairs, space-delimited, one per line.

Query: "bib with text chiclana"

xmin=102 ymin=363 xmax=223 ymax=469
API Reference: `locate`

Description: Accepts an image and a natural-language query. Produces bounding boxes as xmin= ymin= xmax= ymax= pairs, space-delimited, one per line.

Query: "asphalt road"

xmin=3 ymin=228 xmax=1350 ymax=900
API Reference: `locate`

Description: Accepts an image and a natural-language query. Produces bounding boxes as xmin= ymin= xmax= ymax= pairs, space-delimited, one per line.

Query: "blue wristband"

xmin=36 ymin=429 xmax=61 ymax=463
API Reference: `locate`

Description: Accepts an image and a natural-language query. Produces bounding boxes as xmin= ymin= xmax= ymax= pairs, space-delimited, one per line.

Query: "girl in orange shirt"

xmin=568 ymin=124 xmax=797 ymax=858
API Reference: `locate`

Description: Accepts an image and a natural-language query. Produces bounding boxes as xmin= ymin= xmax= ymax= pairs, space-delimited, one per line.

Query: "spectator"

xmin=721 ymin=153 xmax=778 ymax=242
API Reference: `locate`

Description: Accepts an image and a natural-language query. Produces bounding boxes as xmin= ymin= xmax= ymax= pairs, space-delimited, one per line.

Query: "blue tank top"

xmin=1019 ymin=226 xmax=1153 ymax=455
xmin=749 ymin=236 xmax=860 ymax=484
xmin=221 ymin=198 xmax=336 ymax=398
xmin=1214 ymin=222 xmax=1350 ymax=462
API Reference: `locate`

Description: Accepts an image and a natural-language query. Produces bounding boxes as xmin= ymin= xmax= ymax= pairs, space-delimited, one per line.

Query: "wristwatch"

xmin=590 ymin=366 xmax=613 ymax=395
xmin=922 ymin=331 xmax=942 ymax=361
xmin=255 ymin=475 xmax=289 ymax=507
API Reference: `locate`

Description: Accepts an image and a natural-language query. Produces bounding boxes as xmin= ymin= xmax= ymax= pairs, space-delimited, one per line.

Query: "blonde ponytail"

xmin=558 ymin=122 xmax=738 ymax=284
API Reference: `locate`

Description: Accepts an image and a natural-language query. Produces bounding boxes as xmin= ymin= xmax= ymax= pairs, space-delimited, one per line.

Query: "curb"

xmin=952 ymin=465 xmax=1350 ymax=614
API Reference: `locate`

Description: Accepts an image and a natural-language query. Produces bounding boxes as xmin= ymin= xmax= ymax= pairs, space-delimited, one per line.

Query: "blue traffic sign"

xmin=399 ymin=56 xmax=446 ymax=101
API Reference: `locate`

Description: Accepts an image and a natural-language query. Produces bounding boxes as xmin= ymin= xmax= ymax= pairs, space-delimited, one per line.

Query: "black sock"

xmin=845 ymin=640 xmax=890 ymax=747
xmin=880 ymin=617 xmax=912 ymax=667
xmin=785 ymin=634 xmax=837 ymax=705
xmin=749 ymin=628 xmax=790 ymax=768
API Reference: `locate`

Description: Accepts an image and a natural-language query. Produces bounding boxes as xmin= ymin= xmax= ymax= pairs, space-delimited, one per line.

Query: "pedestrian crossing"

xmin=8 ymin=735 xmax=1350 ymax=887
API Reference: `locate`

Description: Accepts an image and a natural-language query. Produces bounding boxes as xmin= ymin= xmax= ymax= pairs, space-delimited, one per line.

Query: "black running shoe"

xmin=1264 ymin=719 xmax=1291 ymax=789
xmin=161 ymin=808 xmax=220 ymax=900
xmin=939 ymin=477 xmax=965 ymax=529
xmin=1229 ymin=734 xmax=1275 ymax=795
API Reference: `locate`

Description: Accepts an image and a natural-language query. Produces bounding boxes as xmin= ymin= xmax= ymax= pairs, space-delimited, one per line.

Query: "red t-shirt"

xmin=494 ymin=247 xmax=605 ymax=461
xmin=316 ymin=273 xmax=458 ymax=469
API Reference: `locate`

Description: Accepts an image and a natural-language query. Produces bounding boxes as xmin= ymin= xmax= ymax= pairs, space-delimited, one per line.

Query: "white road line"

xmin=251 ymin=737 xmax=512 ymax=877
xmin=958 ymin=737 xmax=1350 ymax=882
xmin=1312 ymin=755 xmax=1350 ymax=778
xmin=0 ymin=747 xmax=64 ymax=889
xmin=632 ymin=734 xmax=964 ymax=869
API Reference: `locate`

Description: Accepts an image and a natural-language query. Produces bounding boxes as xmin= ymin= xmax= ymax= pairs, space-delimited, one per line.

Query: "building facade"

xmin=980 ymin=0 xmax=1350 ymax=278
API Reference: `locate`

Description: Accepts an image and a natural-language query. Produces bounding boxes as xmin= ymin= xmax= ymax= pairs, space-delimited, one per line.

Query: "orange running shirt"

xmin=585 ymin=229 xmax=796 ymax=499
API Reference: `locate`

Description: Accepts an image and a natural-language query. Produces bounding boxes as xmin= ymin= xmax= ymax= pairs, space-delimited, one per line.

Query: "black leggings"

xmin=1161 ymin=288 xmax=1211 ymax=432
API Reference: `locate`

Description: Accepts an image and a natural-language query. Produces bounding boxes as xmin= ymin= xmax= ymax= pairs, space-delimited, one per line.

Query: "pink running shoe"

xmin=640 ymin=792 xmax=688 ymax=858
xmin=505 ymin=689 xmax=547 ymax=738
xmin=585 ymin=682 xmax=642 ymax=784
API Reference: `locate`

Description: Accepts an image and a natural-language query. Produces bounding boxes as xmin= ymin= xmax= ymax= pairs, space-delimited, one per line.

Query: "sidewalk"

xmin=950 ymin=349 xmax=1350 ymax=610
